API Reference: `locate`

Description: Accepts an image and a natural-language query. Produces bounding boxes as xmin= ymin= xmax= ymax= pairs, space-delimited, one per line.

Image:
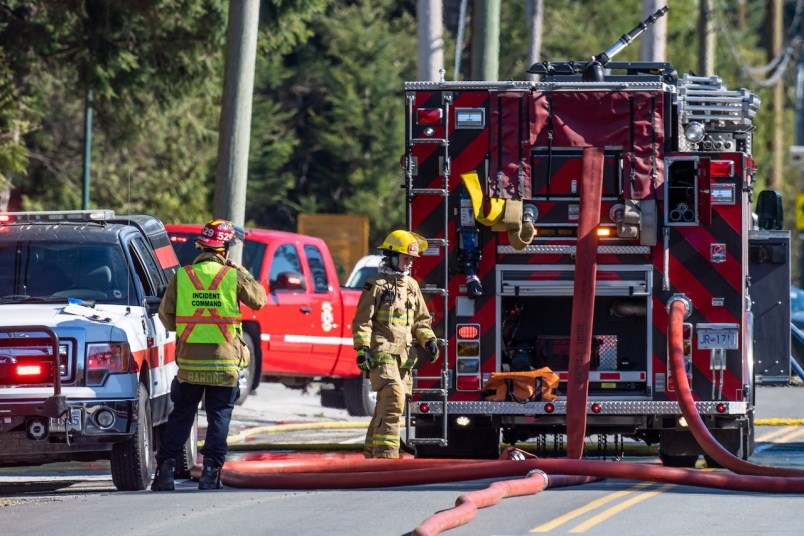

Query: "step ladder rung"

xmin=409 ymin=438 xmax=448 ymax=446
xmin=410 ymin=188 xmax=448 ymax=196
xmin=420 ymin=287 xmax=447 ymax=296
xmin=412 ymin=388 xmax=448 ymax=395
xmin=410 ymin=138 xmax=447 ymax=146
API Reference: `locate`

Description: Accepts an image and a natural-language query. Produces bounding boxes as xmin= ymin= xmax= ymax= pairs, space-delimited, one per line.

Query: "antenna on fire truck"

xmin=582 ymin=5 xmax=669 ymax=82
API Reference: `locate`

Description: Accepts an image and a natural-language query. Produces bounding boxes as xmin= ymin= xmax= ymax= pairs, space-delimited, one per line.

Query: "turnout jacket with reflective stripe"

xmin=159 ymin=252 xmax=267 ymax=387
xmin=352 ymin=271 xmax=435 ymax=360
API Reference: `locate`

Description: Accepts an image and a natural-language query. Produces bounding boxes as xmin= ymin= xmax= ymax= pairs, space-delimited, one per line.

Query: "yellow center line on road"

xmin=775 ymin=426 xmax=804 ymax=443
xmin=530 ymin=482 xmax=654 ymax=533
xmin=755 ymin=427 xmax=797 ymax=443
xmin=568 ymin=483 xmax=675 ymax=533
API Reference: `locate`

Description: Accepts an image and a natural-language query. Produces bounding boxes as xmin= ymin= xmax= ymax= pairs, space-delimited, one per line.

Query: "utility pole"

xmin=639 ymin=0 xmax=667 ymax=62
xmin=769 ymin=0 xmax=784 ymax=190
xmin=470 ymin=0 xmax=500 ymax=80
xmin=213 ymin=0 xmax=260 ymax=262
xmin=795 ymin=10 xmax=804 ymax=286
xmin=81 ymin=88 xmax=94 ymax=210
xmin=526 ymin=0 xmax=544 ymax=81
xmin=417 ymin=0 xmax=444 ymax=81
xmin=698 ymin=0 xmax=716 ymax=76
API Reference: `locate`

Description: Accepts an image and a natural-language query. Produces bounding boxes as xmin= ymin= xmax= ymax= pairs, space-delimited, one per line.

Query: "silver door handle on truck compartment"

xmin=300 ymin=306 xmax=312 ymax=314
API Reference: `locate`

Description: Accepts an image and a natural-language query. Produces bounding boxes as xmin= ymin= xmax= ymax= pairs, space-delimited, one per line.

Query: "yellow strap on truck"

xmin=460 ymin=171 xmax=506 ymax=226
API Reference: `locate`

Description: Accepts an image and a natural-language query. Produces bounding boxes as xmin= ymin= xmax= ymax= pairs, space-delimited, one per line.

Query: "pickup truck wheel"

xmin=110 ymin=383 xmax=154 ymax=491
xmin=174 ymin=413 xmax=198 ymax=479
xmin=344 ymin=375 xmax=376 ymax=416
xmin=236 ymin=332 xmax=257 ymax=405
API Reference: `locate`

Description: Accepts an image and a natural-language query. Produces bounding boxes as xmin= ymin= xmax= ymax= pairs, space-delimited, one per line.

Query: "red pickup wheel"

xmin=344 ymin=375 xmax=376 ymax=416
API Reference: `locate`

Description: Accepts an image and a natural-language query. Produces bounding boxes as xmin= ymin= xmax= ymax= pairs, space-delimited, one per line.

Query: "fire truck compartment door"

xmin=498 ymin=267 xmax=651 ymax=297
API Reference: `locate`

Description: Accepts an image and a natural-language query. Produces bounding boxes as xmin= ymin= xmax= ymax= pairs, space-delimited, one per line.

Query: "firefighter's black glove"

xmin=356 ymin=347 xmax=373 ymax=372
xmin=425 ymin=339 xmax=440 ymax=363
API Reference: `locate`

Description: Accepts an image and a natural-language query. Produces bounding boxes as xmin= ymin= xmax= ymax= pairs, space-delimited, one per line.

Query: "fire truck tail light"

xmin=86 ymin=343 xmax=129 ymax=386
xmin=0 ymin=214 xmax=9 ymax=223
xmin=591 ymin=403 xmax=602 ymax=414
xmin=456 ymin=358 xmax=479 ymax=373
xmin=456 ymin=375 xmax=481 ymax=391
xmin=544 ymin=403 xmax=555 ymax=413
xmin=596 ymin=227 xmax=612 ymax=237
xmin=716 ymin=403 xmax=727 ymax=413
xmin=683 ymin=323 xmax=693 ymax=357
xmin=419 ymin=403 xmax=430 ymax=413
xmin=710 ymin=160 xmax=734 ymax=177
xmin=456 ymin=342 xmax=479 ymax=357
xmin=416 ymin=108 xmax=443 ymax=125
xmin=16 ymin=364 xmax=43 ymax=376
xmin=456 ymin=324 xmax=479 ymax=339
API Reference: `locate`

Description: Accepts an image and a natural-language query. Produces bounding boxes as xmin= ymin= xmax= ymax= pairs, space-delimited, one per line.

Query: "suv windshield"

xmin=0 ymin=240 xmax=130 ymax=304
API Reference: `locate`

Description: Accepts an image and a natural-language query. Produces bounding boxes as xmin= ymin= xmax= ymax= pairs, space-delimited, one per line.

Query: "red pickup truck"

xmin=164 ymin=224 xmax=373 ymax=415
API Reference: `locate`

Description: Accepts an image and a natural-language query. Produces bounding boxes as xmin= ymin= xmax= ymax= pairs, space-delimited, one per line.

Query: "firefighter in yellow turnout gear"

xmin=353 ymin=230 xmax=439 ymax=458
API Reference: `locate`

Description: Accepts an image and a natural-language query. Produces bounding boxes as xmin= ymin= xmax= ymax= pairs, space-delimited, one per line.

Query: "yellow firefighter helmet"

xmin=379 ymin=230 xmax=428 ymax=258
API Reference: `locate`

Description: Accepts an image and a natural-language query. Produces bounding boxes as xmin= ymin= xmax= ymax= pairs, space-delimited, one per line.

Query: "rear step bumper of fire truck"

xmin=0 ymin=398 xmax=136 ymax=464
xmin=413 ymin=400 xmax=748 ymax=416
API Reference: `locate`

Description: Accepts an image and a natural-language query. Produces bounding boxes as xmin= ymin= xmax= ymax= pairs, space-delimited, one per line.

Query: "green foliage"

xmin=247 ymin=0 xmax=416 ymax=245
xmin=0 ymin=0 xmax=799 ymax=260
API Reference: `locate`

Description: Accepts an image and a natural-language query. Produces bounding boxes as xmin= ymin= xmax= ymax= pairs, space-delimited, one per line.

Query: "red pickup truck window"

xmin=270 ymin=244 xmax=304 ymax=288
xmin=304 ymin=244 xmax=329 ymax=293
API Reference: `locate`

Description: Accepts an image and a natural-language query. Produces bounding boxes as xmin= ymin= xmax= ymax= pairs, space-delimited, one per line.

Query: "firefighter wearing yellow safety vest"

xmin=353 ymin=230 xmax=439 ymax=459
xmin=152 ymin=219 xmax=266 ymax=491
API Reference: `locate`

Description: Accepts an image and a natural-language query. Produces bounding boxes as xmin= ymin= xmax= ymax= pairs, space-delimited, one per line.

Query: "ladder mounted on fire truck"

xmin=403 ymin=84 xmax=452 ymax=449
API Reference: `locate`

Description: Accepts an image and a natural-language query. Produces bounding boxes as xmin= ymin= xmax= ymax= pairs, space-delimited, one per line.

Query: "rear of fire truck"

xmin=405 ymin=13 xmax=788 ymax=466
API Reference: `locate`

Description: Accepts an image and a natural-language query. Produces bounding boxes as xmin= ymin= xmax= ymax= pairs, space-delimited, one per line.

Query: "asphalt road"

xmin=0 ymin=383 xmax=802 ymax=536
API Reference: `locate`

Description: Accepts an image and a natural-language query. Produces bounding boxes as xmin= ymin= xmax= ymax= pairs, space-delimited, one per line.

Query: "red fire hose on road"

xmin=666 ymin=298 xmax=804 ymax=477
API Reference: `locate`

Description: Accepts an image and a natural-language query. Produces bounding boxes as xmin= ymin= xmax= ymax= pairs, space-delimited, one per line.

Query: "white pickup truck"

xmin=0 ymin=210 xmax=194 ymax=491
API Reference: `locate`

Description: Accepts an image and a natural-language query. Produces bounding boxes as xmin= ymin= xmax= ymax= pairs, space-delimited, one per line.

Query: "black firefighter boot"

xmin=198 ymin=460 xmax=223 ymax=490
xmin=150 ymin=459 xmax=175 ymax=491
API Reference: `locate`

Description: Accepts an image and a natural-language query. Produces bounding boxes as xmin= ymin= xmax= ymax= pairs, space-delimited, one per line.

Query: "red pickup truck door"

xmin=263 ymin=242 xmax=314 ymax=369
xmin=301 ymin=243 xmax=349 ymax=375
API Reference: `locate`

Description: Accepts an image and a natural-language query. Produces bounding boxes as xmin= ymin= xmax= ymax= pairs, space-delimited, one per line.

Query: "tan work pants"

xmin=364 ymin=360 xmax=413 ymax=458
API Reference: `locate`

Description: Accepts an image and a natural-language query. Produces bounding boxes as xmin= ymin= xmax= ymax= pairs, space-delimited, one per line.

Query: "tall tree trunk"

xmin=526 ymin=0 xmax=544 ymax=81
xmin=698 ymin=0 xmax=716 ymax=76
xmin=639 ymin=0 xmax=667 ymax=62
xmin=470 ymin=0 xmax=500 ymax=81
xmin=768 ymin=0 xmax=784 ymax=190
xmin=417 ymin=0 xmax=444 ymax=81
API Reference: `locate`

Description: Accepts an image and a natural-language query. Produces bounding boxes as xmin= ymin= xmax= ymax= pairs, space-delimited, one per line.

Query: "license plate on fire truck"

xmin=696 ymin=324 xmax=739 ymax=350
xmin=49 ymin=408 xmax=82 ymax=432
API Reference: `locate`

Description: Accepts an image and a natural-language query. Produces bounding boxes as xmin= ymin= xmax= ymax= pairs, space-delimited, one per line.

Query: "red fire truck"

xmin=405 ymin=13 xmax=789 ymax=466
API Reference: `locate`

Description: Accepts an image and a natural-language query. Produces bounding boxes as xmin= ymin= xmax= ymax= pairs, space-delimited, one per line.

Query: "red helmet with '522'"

xmin=196 ymin=219 xmax=243 ymax=249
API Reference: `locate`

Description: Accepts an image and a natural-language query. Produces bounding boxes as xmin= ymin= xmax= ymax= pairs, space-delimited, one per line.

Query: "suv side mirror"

xmin=143 ymin=295 xmax=162 ymax=316
xmin=756 ymin=190 xmax=783 ymax=230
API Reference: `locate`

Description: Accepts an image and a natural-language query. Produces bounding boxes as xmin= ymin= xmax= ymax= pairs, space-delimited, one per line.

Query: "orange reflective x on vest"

xmin=175 ymin=262 xmax=240 ymax=345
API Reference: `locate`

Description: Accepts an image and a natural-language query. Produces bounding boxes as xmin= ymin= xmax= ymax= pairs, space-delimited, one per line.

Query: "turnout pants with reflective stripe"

xmin=364 ymin=358 xmax=412 ymax=459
